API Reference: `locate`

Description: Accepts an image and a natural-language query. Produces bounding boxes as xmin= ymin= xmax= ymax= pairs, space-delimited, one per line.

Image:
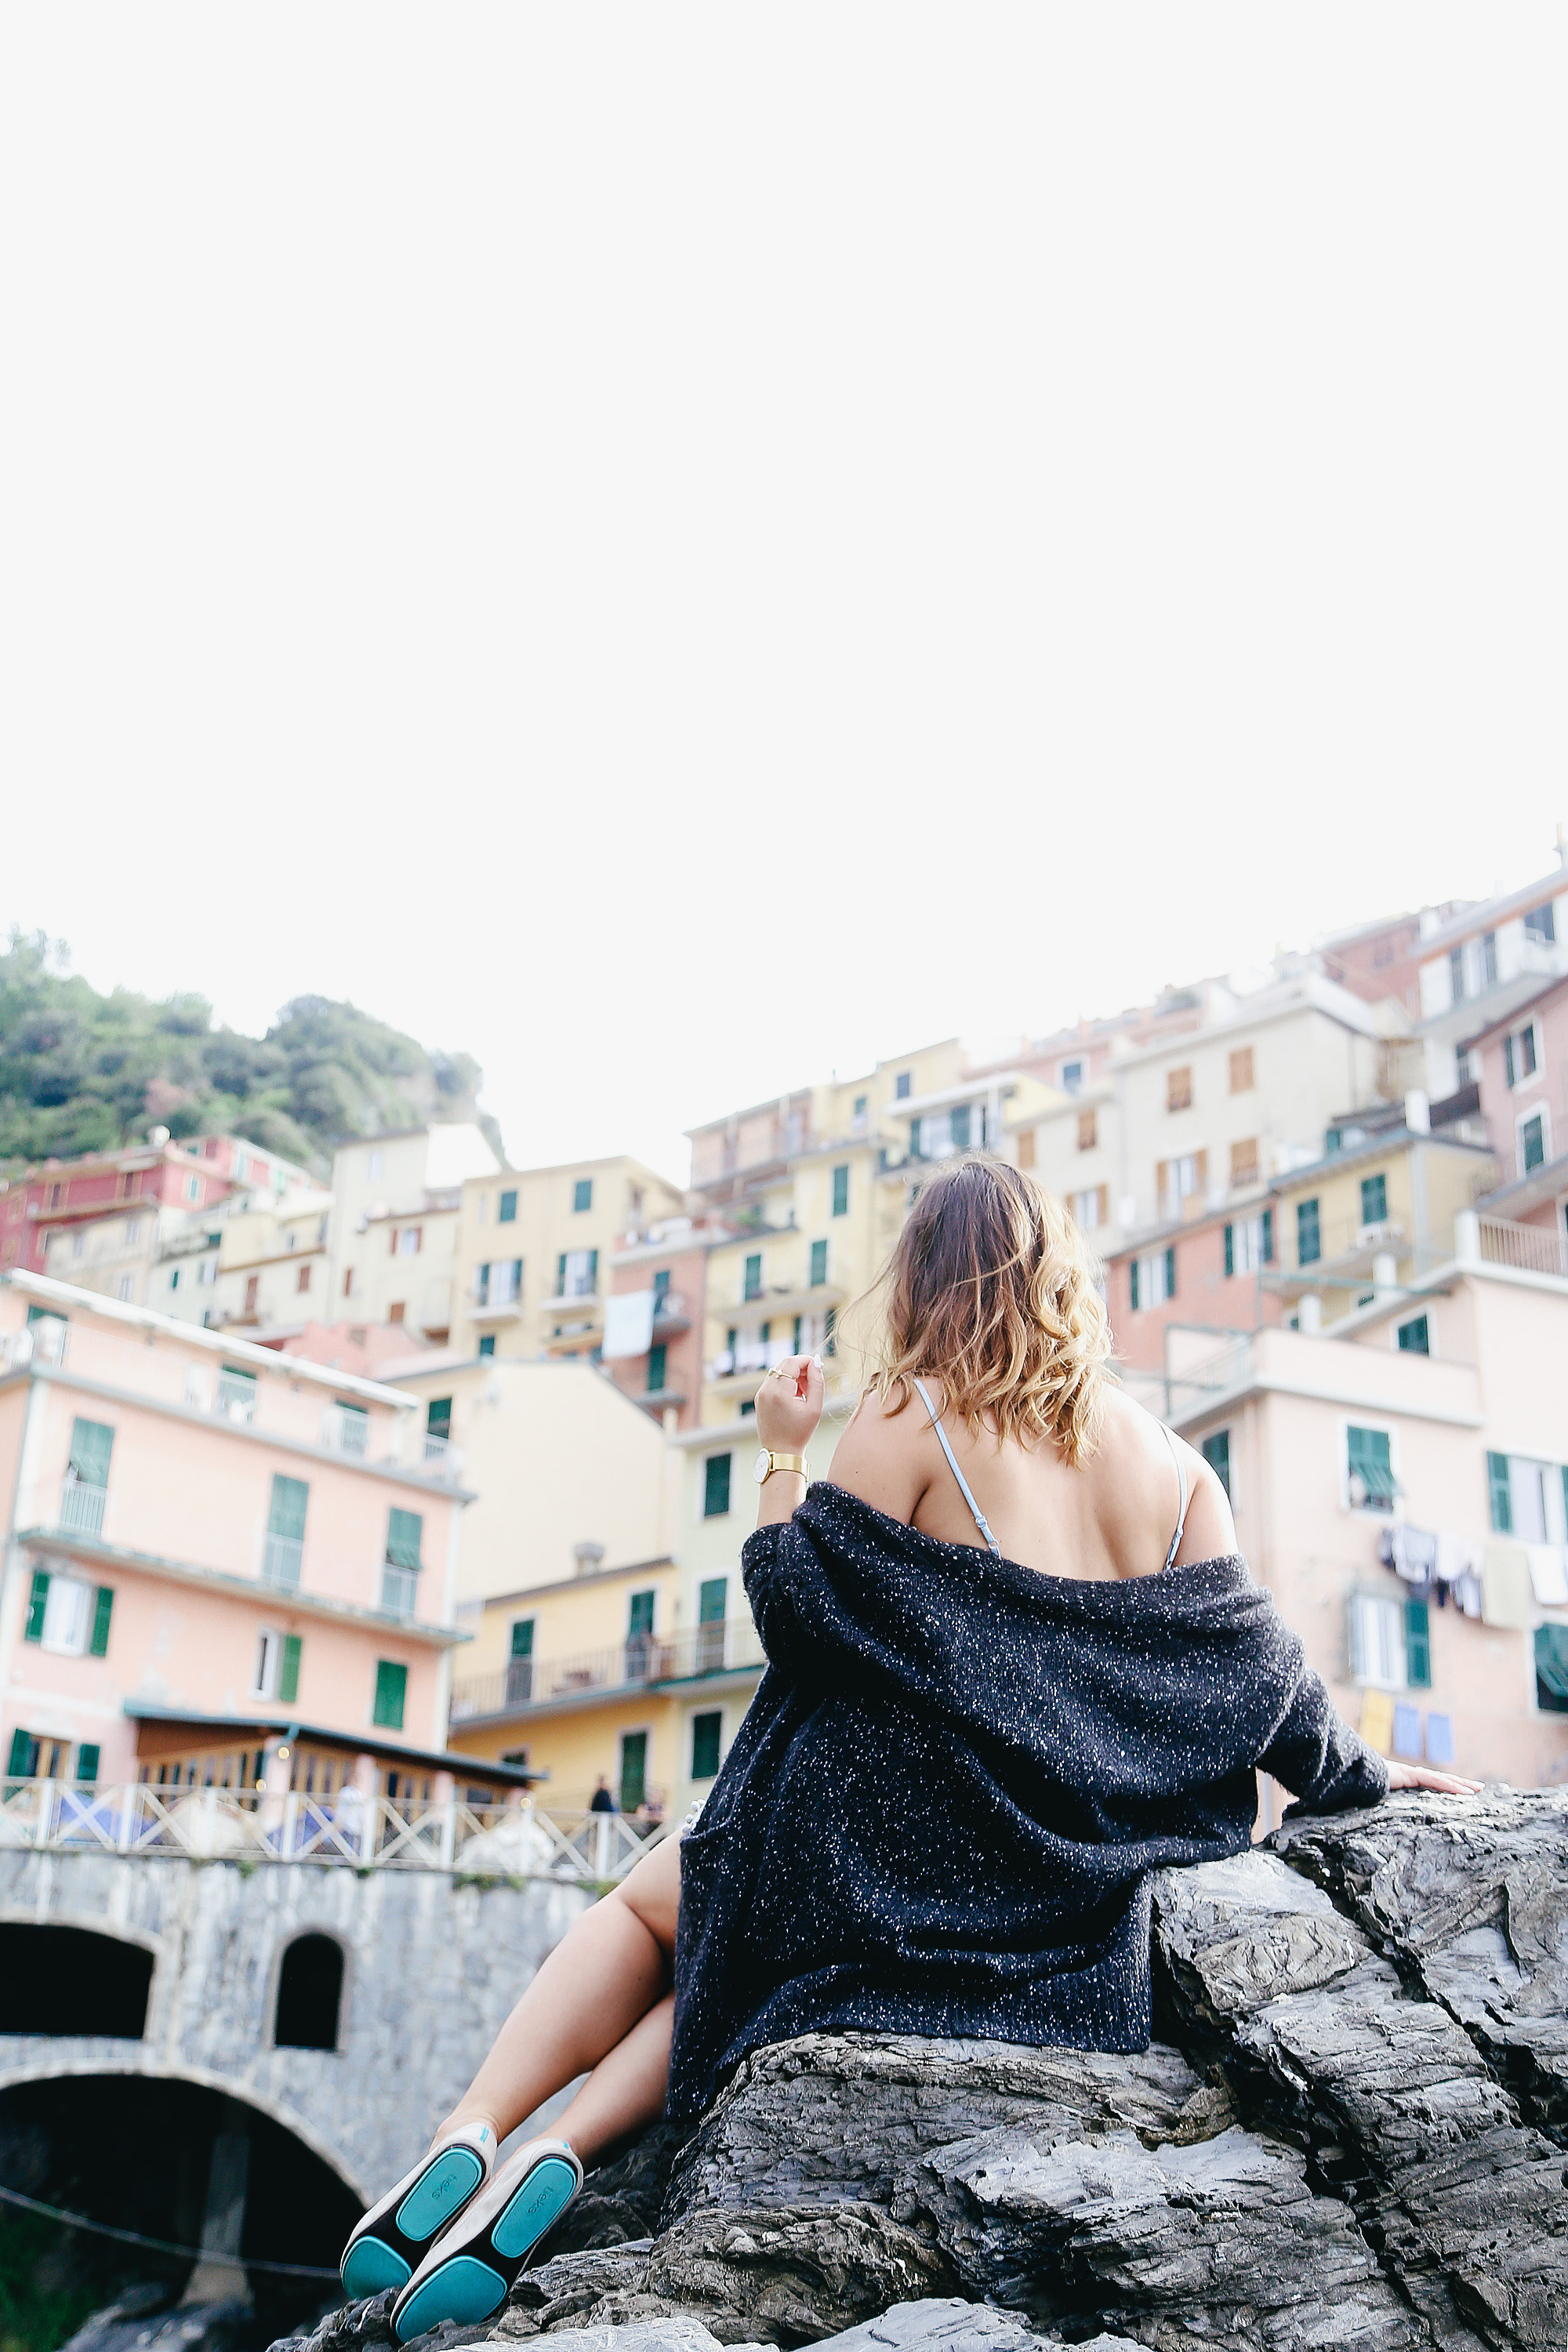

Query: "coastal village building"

xmin=1413 ymin=851 xmax=1568 ymax=1105
xmin=604 ymin=1216 xmax=725 ymax=1433
xmin=0 ymin=1131 xmax=311 ymax=1293
xmin=447 ymin=1156 xmax=684 ymax=1366
xmin=1134 ymin=1210 xmax=1568 ymax=1796
xmin=0 ymin=1271 xmax=517 ymax=1811
xmin=1461 ymin=972 xmax=1568 ymax=1261
xmin=327 ymin=1124 xmax=502 ymax=1344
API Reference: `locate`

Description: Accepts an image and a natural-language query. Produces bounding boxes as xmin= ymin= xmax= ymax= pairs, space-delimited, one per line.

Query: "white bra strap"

xmin=1160 ymin=1421 xmax=1189 ymax=1570
xmin=912 ymin=1377 xmax=1001 ymax=1558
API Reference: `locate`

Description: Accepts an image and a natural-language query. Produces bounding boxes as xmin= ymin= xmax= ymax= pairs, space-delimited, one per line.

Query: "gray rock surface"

xmin=272 ymin=1791 xmax=1568 ymax=2351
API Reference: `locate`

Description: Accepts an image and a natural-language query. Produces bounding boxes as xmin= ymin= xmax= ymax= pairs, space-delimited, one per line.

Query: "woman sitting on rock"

xmin=343 ymin=1156 xmax=1477 ymax=2339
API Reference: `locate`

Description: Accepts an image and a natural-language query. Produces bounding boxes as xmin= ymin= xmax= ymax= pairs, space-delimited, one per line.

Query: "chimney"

xmin=572 ymin=1541 xmax=606 ymax=1577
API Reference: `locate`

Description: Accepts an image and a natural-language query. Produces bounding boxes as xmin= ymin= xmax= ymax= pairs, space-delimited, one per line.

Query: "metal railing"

xmin=708 ymin=1337 xmax=792 ymax=1379
xmin=58 ymin=1480 xmax=107 ymax=1537
xmin=0 ymin=1781 xmax=669 ymax=1881
xmin=321 ymin=1403 xmax=369 ymax=1457
xmin=262 ymin=1533 xmax=303 ymax=1588
xmin=450 ymin=1614 xmax=767 ymax=1722
xmin=216 ymin=1370 xmax=258 ymax=1423
xmin=1479 ymin=1214 xmax=1568 ymax=1279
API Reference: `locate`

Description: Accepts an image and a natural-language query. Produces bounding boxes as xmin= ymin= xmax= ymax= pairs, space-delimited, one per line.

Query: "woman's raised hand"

xmin=1383 ymin=1760 xmax=1484 ymax=1797
xmin=755 ymin=1356 xmax=826 ymax=1451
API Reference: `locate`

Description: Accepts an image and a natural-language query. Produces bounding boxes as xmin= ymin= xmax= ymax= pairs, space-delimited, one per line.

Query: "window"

xmin=1524 ymin=902 xmax=1557 ymax=945
xmin=1405 ymin=1598 xmax=1432 ymax=1688
xmin=274 ymin=1933 xmax=343 ymax=2050
xmin=343 ymin=1267 xmax=356 ymax=1299
xmin=255 ymin=1629 xmax=301 ymax=1702
xmin=743 ymin=1252 xmax=762 ymax=1300
xmin=832 ymin=1165 xmax=849 ymax=1217
xmin=426 ymin=1396 xmax=452 ymax=1442
xmin=647 ymin=1341 xmax=668 ymax=1392
xmin=1016 ymin=1131 xmax=1036 ymax=1170
xmin=1481 ymin=929 xmax=1497 ymax=987
xmin=809 ymin=1239 xmax=829 ymax=1287
xmin=184 ymin=1175 xmax=199 ymax=1203
xmin=1449 ymin=946 xmax=1465 ymax=1004
xmin=24 ymin=1570 xmax=107 ymax=1657
xmin=1229 ymin=1047 xmax=1254 ymax=1094
xmin=397 ymin=1227 xmax=420 ymax=1256
xmin=1061 ymin=1059 xmax=1083 ymax=1093
xmin=244 ymin=1275 xmax=260 ymax=1315
xmin=909 ymin=1116 xmax=923 ymax=1156
xmin=386 ymin=1508 xmax=424 ymax=1571
xmin=1297 ymin=1198 xmax=1321 ymax=1266
xmin=265 ymin=1475 xmax=308 ymax=1587
xmin=1224 ymin=1211 xmax=1273 ymax=1276
xmin=1397 ymin=1315 xmax=1430 ymax=1355
xmin=1346 ymin=1424 xmax=1397 ymax=1512
xmin=1070 ymin=1186 xmax=1105 ymax=1231
xmin=499 ymin=1189 xmax=517 ymax=1222
xmin=1349 ymin=1593 xmax=1406 ymax=1688
xmin=824 ymin=1305 xmax=837 ymax=1356
xmin=477 ymin=1334 xmax=496 ymax=1359
xmin=558 ymin=1249 xmax=597 ymax=1298
xmin=372 ymin=1661 xmax=407 ymax=1730
xmin=691 ymin=1710 xmax=722 ymax=1780
xmin=1360 ymin=1173 xmax=1388 ymax=1226
xmin=895 ymin=1072 xmax=912 ymax=1100
xmin=950 ymin=1104 xmax=972 ymax=1151
xmin=1157 ymin=1152 xmax=1204 ymax=1215
xmin=703 ymin=1453 xmax=732 ymax=1518
xmin=366 ymin=1150 xmax=383 ymax=1180
xmin=296 ymin=1262 xmax=311 ymax=1294
xmin=76 ymin=1744 xmax=100 ymax=1787
xmin=573 ymin=1178 xmax=593 ymax=1214
xmin=1519 ymin=1110 xmax=1547 ymax=1174
xmin=626 ymin=1589 xmax=655 ymax=1679
xmin=619 ymin=1730 xmax=648 ymax=1812
xmin=1077 ymin=1109 xmax=1097 ymax=1152
xmin=1228 ymin=1139 xmax=1258 ymax=1190
xmin=1129 ymin=1247 xmax=1176 ymax=1310
xmin=1167 ymin=1066 xmax=1192 ymax=1112
xmin=125 ymin=1218 xmax=140 ymax=1246
xmin=169 ymin=1268 xmax=180 ymax=1292
xmin=1535 ymin=1625 xmax=1568 ymax=1715
xmin=1503 ymin=1023 xmax=1540 ymax=1087
xmin=1201 ymin=1430 xmax=1232 ymax=1502
xmin=653 ymin=1267 xmax=671 ymax=1300
xmin=698 ymin=1575 xmax=728 ymax=1671
xmin=115 ymin=1276 xmax=132 ymax=1303
xmin=506 ymin=1618 xmax=534 ymax=1704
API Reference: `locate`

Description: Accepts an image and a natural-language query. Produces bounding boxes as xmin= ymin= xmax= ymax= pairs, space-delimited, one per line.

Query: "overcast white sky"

xmin=2 ymin=9 xmax=1563 ymax=1184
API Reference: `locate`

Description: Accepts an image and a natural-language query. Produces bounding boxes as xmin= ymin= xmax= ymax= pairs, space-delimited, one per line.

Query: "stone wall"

xmin=0 ymin=1850 xmax=592 ymax=2198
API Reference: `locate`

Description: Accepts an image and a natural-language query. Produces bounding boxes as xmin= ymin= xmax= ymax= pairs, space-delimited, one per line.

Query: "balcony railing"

xmin=380 ymin=1562 xmax=419 ymax=1619
xmin=216 ymin=1370 xmax=258 ymax=1424
xmin=449 ymin=1615 xmax=767 ymax=1723
xmin=1478 ymin=1214 xmax=1568 ymax=1279
xmin=321 ymin=1403 xmax=369 ymax=1457
xmin=708 ymin=1337 xmax=793 ymax=1380
xmin=58 ymin=1479 xmax=107 ymax=1537
xmin=262 ymin=1533 xmax=303 ymax=1588
xmin=650 ymin=1291 xmax=690 ymax=1333
xmin=0 ymin=1780 xmax=669 ymax=1882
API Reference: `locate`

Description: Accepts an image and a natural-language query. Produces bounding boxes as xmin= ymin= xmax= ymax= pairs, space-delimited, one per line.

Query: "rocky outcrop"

xmin=274 ymin=1791 xmax=1568 ymax=2350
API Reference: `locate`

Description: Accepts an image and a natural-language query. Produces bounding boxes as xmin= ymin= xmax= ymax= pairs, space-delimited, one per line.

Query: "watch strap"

xmin=762 ymin=1450 xmax=808 ymax=1480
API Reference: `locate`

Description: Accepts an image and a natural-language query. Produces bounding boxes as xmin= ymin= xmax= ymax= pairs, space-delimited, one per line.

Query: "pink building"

xmin=0 ymin=1271 xmax=519 ymax=1810
xmin=1462 ymin=974 xmax=1568 ymax=1264
xmin=604 ymin=1218 xmax=727 ymax=1432
xmin=0 ymin=1131 xmax=310 ymax=1277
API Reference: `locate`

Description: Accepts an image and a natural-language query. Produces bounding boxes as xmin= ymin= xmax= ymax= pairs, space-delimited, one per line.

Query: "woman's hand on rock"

xmin=755 ymin=1356 xmax=825 ymax=1450
xmin=1384 ymin=1761 xmax=1484 ymax=1796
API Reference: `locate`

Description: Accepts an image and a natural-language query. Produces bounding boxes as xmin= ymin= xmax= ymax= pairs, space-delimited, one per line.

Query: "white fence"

xmin=1479 ymin=1213 xmax=1568 ymax=1279
xmin=0 ymin=1780 xmax=670 ymax=1882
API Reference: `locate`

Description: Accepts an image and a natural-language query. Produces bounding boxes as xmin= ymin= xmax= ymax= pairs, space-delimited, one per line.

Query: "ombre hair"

xmin=856 ymin=1156 xmax=1111 ymax=1467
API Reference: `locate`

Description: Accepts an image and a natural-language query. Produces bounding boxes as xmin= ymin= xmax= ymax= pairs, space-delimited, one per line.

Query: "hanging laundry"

xmin=1377 ymin=1525 xmax=1438 ymax=1587
xmin=1425 ymin=1712 xmax=1456 ymax=1766
xmin=1455 ymin=1571 xmax=1483 ymax=1620
xmin=1359 ymin=1689 xmax=1395 ymax=1755
xmin=1435 ymin=1530 xmax=1484 ymax=1583
xmin=1481 ymin=1542 xmax=1533 ymax=1631
xmin=1391 ymin=1703 xmax=1422 ymax=1761
xmin=1526 ymin=1543 xmax=1568 ymax=1608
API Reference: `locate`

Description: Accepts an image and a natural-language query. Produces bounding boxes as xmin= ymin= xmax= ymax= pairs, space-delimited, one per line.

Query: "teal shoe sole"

xmin=341 ymin=2143 xmax=486 ymax=2301
xmin=393 ymin=2154 xmax=579 ymax=2343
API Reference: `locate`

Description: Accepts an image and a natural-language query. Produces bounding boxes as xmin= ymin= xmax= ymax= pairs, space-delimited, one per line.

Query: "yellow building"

xmin=328 ymin=1125 xmax=502 ymax=1342
xmin=449 ymin=1156 xmax=684 ymax=1365
xmin=1266 ymin=1127 xmax=1497 ymax=1328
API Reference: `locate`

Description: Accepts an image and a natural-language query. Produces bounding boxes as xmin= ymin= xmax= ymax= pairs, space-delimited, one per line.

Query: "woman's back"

xmin=829 ymin=1379 xmax=1232 ymax=1581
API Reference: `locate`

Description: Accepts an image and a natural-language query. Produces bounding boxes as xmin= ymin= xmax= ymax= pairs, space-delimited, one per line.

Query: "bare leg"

xmin=438 ymin=1832 xmax=681 ymax=2164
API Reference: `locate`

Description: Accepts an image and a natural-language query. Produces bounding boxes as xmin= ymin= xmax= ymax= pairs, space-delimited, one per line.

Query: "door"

xmin=697 ymin=1576 xmax=728 ymax=1672
xmin=619 ymin=1730 xmax=648 ymax=1815
xmin=626 ymin=1590 xmax=655 ymax=1682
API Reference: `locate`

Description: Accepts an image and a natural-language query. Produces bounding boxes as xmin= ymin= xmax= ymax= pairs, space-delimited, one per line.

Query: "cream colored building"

xmin=448 ymin=1156 xmax=684 ymax=1364
xmin=328 ymin=1126 xmax=503 ymax=1342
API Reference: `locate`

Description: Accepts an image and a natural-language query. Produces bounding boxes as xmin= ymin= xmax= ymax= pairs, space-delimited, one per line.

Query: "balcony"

xmin=1478 ymin=1214 xmax=1568 ymax=1279
xmin=58 ymin=1479 xmax=107 ymax=1538
xmin=650 ymin=1291 xmax=691 ymax=1336
xmin=320 ymin=1403 xmax=369 ymax=1457
xmin=470 ymin=1293 xmax=523 ymax=1325
xmin=380 ymin=1563 xmax=419 ymax=1619
xmin=216 ymin=1370 xmax=258 ymax=1425
xmin=262 ymin=1533 xmax=303 ymax=1588
xmin=448 ymin=1616 xmax=767 ymax=1724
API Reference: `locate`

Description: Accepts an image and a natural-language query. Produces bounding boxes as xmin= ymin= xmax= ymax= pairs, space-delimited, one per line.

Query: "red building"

xmin=0 ymin=1132 xmax=310 ymax=1276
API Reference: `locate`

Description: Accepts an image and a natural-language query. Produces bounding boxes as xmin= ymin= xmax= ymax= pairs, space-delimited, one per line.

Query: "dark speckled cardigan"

xmin=666 ymin=1481 xmax=1385 ymax=2123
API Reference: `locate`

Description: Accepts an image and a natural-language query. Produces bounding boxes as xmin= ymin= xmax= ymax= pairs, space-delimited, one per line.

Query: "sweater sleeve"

xmin=1259 ymin=1661 xmax=1388 ymax=1815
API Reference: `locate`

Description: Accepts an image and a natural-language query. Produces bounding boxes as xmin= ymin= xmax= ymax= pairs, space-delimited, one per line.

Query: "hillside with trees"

xmin=0 ymin=929 xmax=501 ymax=1173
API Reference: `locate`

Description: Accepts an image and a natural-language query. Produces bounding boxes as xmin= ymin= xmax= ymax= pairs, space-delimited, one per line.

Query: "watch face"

xmin=753 ymin=1448 xmax=771 ymax=1484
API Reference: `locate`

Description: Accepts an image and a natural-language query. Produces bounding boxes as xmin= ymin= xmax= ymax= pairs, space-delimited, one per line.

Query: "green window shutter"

xmin=574 ymin=1178 xmax=593 ymax=1213
xmin=1486 ymin=1451 xmax=1512 ymax=1533
xmin=89 ymin=1586 xmax=114 ymax=1658
xmin=1348 ymin=1425 xmax=1396 ymax=1503
xmin=691 ymin=1711 xmax=721 ymax=1780
xmin=619 ymin=1729 xmax=647 ymax=1811
xmin=587 ymin=1249 xmax=598 ymax=1288
xmin=499 ymin=1189 xmax=517 ymax=1222
xmin=278 ymin=1633 xmax=301 ymax=1704
xmin=832 ymin=1165 xmax=849 ymax=1217
xmin=557 ymin=1252 xmax=567 ymax=1294
xmin=810 ymin=1239 xmax=828 ymax=1287
xmin=909 ymin=1116 xmax=922 ymax=1157
xmin=744 ymin=1252 xmax=761 ymax=1298
xmin=426 ymin=1397 xmax=452 ymax=1440
xmin=1361 ymin=1173 xmax=1388 ymax=1225
xmin=1261 ymin=1208 xmax=1274 ymax=1264
xmin=628 ymin=1590 xmax=655 ymax=1639
xmin=824 ymin=1307 xmax=837 ymax=1356
xmin=510 ymin=1618 xmax=534 ymax=1660
xmin=1163 ymin=1246 xmax=1176 ymax=1300
xmin=24 ymin=1570 xmax=49 ymax=1643
xmin=704 ymin=1453 xmax=731 ymax=1518
xmin=387 ymin=1508 xmax=424 ymax=1570
xmin=1201 ymin=1429 xmax=1231 ymax=1501
xmin=75 ymin=1744 xmax=100 ymax=1787
xmin=1130 ymin=1260 xmax=1141 ymax=1312
xmin=1405 ymin=1598 xmax=1432 ymax=1689
xmin=372 ymin=1661 xmax=407 ymax=1730
xmin=69 ymin=1418 xmax=114 ymax=1487
xmin=8 ymin=1728 xmax=36 ymax=1780
xmin=951 ymin=1105 xmax=971 ymax=1150
xmin=1346 ymin=1596 xmax=1364 ymax=1681
xmin=647 ymin=1342 xmax=667 ymax=1392
xmin=477 ymin=1334 xmax=495 ymax=1358
xmin=267 ymin=1475 xmax=309 ymax=1541
xmin=1223 ymin=1225 xmax=1235 ymax=1279
xmin=699 ymin=1576 xmax=728 ymax=1624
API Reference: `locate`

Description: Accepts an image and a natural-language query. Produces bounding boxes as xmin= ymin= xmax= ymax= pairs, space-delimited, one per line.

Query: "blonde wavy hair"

xmin=853 ymin=1156 xmax=1111 ymax=1467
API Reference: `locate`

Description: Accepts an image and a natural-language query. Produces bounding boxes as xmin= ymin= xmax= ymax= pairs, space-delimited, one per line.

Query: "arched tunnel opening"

xmin=0 ymin=1924 xmax=154 ymax=2039
xmin=0 ymin=2074 xmax=361 ymax=2351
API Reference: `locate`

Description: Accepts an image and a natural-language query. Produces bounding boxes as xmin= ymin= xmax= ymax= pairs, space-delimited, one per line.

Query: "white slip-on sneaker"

xmin=339 ymin=2119 xmax=496 ymax=2302
xmin=389 ymin=2136 xmax=583 ymax=2342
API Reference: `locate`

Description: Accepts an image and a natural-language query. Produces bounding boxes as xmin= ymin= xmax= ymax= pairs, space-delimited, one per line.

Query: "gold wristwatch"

xmin=753 ymin=1448 xmax=808 ymax=1486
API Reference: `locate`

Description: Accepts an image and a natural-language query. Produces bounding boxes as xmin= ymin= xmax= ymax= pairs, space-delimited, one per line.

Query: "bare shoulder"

xmin=1091 ymin=1387 xmax=1237 ymax=1569
xmin=825 ymin=1381 xmax=929 ymax=1523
